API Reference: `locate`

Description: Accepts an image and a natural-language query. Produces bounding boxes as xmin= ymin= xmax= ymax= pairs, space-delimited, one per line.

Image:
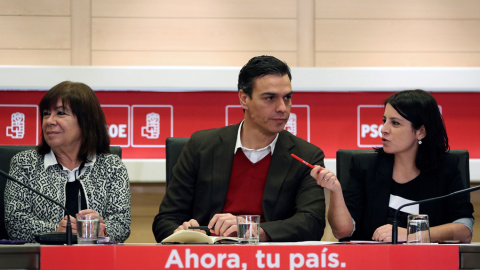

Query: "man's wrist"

xmin=259 ymin=227 xmax=271 ymax=242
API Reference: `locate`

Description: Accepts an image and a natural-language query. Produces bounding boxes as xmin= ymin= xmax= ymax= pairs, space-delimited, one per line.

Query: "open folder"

xmin=161 ymin=230 xmax=238 ymax=244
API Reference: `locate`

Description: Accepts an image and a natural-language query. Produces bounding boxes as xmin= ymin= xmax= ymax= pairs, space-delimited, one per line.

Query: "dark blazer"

xmin=344 ymin=152 xmax=474 ymax=241
xmin=152 ymin=123 xmax=326 ymax=242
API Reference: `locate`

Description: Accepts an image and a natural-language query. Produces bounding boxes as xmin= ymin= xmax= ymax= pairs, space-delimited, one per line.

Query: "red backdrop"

xmin=1 ymin=90 xmax=479 ymax=159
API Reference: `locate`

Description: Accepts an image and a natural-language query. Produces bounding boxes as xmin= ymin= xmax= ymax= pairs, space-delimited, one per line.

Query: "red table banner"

xmin=40 ymin=244 xmax=459 ymax=270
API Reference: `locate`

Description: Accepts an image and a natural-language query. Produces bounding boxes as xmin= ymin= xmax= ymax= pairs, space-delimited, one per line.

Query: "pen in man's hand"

xmin=188 ymin=226 xmax=213 ymax=231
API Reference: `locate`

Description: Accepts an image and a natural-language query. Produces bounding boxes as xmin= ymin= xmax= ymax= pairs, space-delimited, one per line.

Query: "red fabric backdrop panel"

xmin=1 ymin=91 xmax=479 ymax=159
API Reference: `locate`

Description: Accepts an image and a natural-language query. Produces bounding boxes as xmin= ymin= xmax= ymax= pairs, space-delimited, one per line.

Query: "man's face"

xmin=239 ymin=74 xmax=293 ymax=136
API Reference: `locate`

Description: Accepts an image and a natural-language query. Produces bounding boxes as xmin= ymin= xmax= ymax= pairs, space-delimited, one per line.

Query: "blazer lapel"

xmin=210 ymin=124 xmax=238 ymax=215
xmin=373 ymin=154 xmax=394 ymax=222
xmin=262 ymin=132 xmax=294 ymax=221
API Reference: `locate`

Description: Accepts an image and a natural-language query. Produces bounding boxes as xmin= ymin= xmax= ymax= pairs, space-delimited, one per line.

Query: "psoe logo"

xmin=141 ymin=112 xmax=160 ymax=139
xmin=131 ymin=105 xmax=173 ymax=147
xmin=357 ymin=105 xmax=384 ymax=148
xmin=6 ymin=112 xmax=25 ymax=139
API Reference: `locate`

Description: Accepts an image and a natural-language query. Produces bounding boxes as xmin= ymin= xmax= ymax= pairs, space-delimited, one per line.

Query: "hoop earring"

xmin=418 ymin=140 xmax=422 ymax=145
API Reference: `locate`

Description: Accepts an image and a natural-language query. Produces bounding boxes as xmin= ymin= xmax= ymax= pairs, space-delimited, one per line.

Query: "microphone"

xmin=392 ymin=184 xmax=480 ymax=244
xmin=0 ymin=170 xmax=73 ymax=245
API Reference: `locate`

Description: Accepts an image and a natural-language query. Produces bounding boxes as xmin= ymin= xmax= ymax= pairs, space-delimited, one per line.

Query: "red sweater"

xmin=221 ymin=150 xmax=271 ymax=220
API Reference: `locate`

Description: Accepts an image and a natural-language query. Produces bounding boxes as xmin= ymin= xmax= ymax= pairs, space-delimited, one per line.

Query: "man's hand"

xmin=208 ymin=213 xmax=238 ymax=237
xmin=174 ymin=219 xmax=207 ymax=234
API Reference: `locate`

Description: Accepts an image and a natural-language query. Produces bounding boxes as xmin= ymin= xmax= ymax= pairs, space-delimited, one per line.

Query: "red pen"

xmin=291 ymin=153 xmax=316 ymax=169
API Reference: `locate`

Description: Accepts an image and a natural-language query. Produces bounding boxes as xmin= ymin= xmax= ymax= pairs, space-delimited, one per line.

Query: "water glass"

xmin=406 ymin=214 xmax=431 ymax=244
xmin=76 ymin=214 xmax=100 ymax=244
xmin=237 ymin=215 xmax=260 ymax=244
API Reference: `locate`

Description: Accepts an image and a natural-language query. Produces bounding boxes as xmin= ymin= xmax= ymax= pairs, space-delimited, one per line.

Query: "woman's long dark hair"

xmin=380 ymin=89 xmax=449 ymax=171
xmin=37 ymin=81 xmax=110 ymax=162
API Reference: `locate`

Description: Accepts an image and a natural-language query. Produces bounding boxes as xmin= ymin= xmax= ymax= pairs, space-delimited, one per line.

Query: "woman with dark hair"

xmin=311 ymin=89 xmax=474 ymax=242
xmin=5 ymin=81 xmax=131 ymax=243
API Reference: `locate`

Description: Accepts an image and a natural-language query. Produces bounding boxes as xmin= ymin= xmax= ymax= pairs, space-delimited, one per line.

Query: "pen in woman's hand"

xmin=291 ymin=153 xmax=315 ymax=169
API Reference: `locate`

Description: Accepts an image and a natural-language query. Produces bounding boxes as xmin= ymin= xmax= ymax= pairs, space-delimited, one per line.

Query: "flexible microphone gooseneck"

xmin=392 ymin=184 xmax=480 ymax=244
xmin=0 ymin=170 xmax=73 ymax=245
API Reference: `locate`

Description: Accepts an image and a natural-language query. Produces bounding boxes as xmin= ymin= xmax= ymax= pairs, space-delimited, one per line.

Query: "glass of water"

xmin=406 ymin=214 xmax=431 ymax=244
xmin=236 ymin=215 xmax=260 ymax=244
xmin=76 ymin=214 xmax=100 ymax=244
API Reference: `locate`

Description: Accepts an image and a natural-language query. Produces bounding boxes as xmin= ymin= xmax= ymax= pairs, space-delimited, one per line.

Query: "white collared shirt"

xmin=44 ymin=150 xmax=95 ymax=182
xmin=234 ymin=121 xmax=279 ymax=164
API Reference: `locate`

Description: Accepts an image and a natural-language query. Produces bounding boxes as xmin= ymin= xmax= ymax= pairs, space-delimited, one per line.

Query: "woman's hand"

xmin=56 ymin=215 xmax=77 ymax=234
xmin=372 ymin=224 xmax=407 ymax=242
xmin=311 ymin=166 xmax=355 ymax=239
xmin=310 ymin=166 xmax=341 ymax=192
xmin=78 ymin=209 xmax=107 ymax=237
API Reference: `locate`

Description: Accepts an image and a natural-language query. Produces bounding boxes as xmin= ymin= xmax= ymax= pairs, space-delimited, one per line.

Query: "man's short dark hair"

xmin=237 ymin=55 xmax=292 ymax=97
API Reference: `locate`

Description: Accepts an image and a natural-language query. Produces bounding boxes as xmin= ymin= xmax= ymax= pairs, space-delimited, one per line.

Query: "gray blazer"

xmin=152 ymin=123 xmax=326 ymax=242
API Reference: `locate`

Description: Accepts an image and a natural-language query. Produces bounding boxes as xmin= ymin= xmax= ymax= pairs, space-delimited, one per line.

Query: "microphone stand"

xmin=392 ymin=184 xmax=480 ymax=244
xmin=0 ymin=170 xmax=73 ymax=245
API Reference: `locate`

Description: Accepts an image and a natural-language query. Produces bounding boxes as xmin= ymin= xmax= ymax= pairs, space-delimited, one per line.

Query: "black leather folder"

xmin=35 ymin=232 xmax=78 ymax=245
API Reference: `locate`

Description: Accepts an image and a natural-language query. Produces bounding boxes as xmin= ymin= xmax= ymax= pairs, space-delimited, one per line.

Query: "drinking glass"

xmin=406 ymin=214 xmax=431 ymax=244
xmin=236 ymin=215 xmax=260 ymax=244
xmin=76 ymin=214 xmax=100 ymax=244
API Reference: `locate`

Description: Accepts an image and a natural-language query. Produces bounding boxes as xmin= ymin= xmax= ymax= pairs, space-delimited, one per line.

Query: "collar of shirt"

xmin=44 ymin=149 xmax=96 ymax=182
xmin=234 ymin=120 xmax=279 ymax=163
